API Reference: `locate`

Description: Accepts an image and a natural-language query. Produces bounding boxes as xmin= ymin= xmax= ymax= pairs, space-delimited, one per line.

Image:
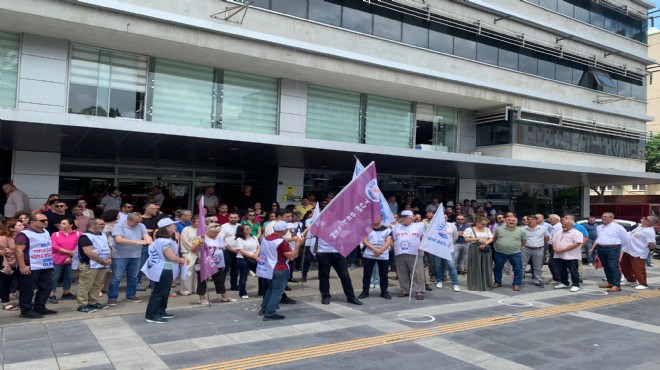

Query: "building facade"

xmin=1 ymin=0 xmax=659 ymax=215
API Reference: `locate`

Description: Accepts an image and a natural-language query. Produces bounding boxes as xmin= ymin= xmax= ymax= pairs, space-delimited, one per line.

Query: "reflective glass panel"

xmin=0 ymin=32 xmax=19 ymax=108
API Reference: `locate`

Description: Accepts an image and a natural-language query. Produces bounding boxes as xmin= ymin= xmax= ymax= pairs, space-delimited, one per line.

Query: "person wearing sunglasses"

xmin=44 ymin=200 xmax=73 ymax=234
xmin=14 ymin=215 xmax=58 ymax=318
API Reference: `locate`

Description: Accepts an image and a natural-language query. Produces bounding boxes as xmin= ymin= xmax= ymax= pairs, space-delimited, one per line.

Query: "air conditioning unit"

xmin=415 ymin=144 xmax=433 ymax=151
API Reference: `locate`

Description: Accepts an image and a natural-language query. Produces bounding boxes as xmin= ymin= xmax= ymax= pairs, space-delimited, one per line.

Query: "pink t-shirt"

xmin=51 ymin=231 xmax=81 ymax=265
xmin=553 ymin=228 xmax=583 ymax=260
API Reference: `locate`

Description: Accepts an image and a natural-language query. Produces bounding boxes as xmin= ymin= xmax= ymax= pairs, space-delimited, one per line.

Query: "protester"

xmin=98 ymin=210 xmax=119 ymax=297
xmin=49 ymin=218 xmax=80 ymax=303
xmin=194 ymin=223 xmax=236 ymax=304
xmin=143 ymin=218 xmax=185 ymax=324
xmin=620 ymin=216 xmax=657 ymax=290
xmin=552 ymin=218 xmax=583 ymax=292
xmin=15 ymin=214 xmax=58 ymax=318
xmin=3 ymin=183 xmax=30 ymax=218
xmin=358 ymin=220 xmax=392 ymax=300
xmin=109 ymin=212 xmax=152 ymax=305
xmin=590 ymin=212 xmax=629 ymax=292
xmin=0 ymin=219 xmax=23 ymax=311
xmin=392 ymin=210 xmax=426 ymax=300
xmin=434 ymin=214 xmax=460 ymax=292
xmin=76 ymin=218 xmax=111 ymax=313
xmin=179 ymin=215 xmax=199 ymax=296
xmin=522 ymin=214 xmax=549 ymax=288
xmin=492 ymin=215 xmax=526 ymax=291
xmin=234 ymin=224 xmax=260 ymax=299
xmin=464 ymin=216 xmax=494 ymax=291
xmin=31 ymin=193 xmax=60 ymax=215
xmin=257 ymin=221 xmax=302 ymax=320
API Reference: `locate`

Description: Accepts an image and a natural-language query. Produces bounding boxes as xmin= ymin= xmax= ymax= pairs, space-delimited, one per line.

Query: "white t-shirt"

xmin=624 ymin=226 xmax=655 ymax=259
xmin=392 ymin=223 xmax=425 ymax=256
xmin=363 ymin=227 xmax=392 ymax=260
xmin=463 ymin=227 xmax=493 ymax=241
xmin=221 ymin=223 xmax=239 ymax=249
xmin=235 ymin=236 xmax=259 ymax=259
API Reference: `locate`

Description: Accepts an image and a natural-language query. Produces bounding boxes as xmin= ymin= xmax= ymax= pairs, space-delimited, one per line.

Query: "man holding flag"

xmin=430 ymin=213 xmax=460 ymax=292
xmin=309 ymin=162 xmax=383 ymax=305
xmin=392 ymin=210 xmax=426 ymax=300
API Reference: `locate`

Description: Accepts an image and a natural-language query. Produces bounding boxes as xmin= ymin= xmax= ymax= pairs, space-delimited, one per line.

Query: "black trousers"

xmin=556 ymin=258 xmax=580 ymax=287
xmin=0 ymin=268 xmax=19 ymax=303
xmin=145 ymin=269 xmax=173 ymax=320
xmin=224 ymin=250 xmax=239 ymax=289
xmin=18 ymin=268 xmax=53 ymax=313
xmin=362 ymin=258 xmax=389 ymax=293
xmin=196 ymin=269 xmax=227 ymax=295
xmin=547 ymin=247 xmax=561 ymax=281
xmin=317 ymin=252 xmax=356 ymax=300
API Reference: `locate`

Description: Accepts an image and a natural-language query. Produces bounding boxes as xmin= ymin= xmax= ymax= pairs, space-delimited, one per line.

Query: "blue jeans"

xmin=371 ymin=263 xmax=380 ymax=286
xmin=597 ymin=245 xmax=622 ymax=287
xmin=261 ymin=270 xmax=288 ymax=316
xmin=52 ymin=263 xmax=73 ymax=293
xmin=108 ymin=257 xmax=141 ymax=300
xmin=434 ymin=253 xmax=459 ymax=286
xmin=493 ymin=251 xmax=523 ymax=286
xmin=236 ymin=258 xmax=250 ymax=297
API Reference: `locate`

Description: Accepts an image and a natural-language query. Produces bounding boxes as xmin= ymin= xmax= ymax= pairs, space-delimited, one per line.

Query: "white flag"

xmin=419 ymin=203 xmax=454 ymax=261
xmin=353 ymin=158 xmax=395 ymax=226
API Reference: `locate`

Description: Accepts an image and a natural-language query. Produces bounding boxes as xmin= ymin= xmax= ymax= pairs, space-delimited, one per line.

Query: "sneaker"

xmin=107 ymin=300 xmax=118 ymax=306
xmin=648 ymin=263 xmax=655 ymax=267
xmin=91 ymin=303 xmax=109 ymax=310
xmin=20 ymin=311 xmax=43 ymax=319
xmin=453 ymin=285 xmax=460 ymax=292
xmin=263 ymin=314 xmax=285 ymax=321
xmin=380 ymin=292 xmax=392 ymax=300
xmin=635 ymin=285 xmax=650 ymax=290
xmin=553 ymin=283 xmax=569 ymax=289
xmin=136 ymin=283 xmax=147 ymax=292
xmin=77 ymin=306 xmax=98 ymax=313
xmin=349 ymin=264 xmax=357 ymax=270
xmin=258 ymin=309 xmax=265 ymax=315
xmin=241 ymin=295 xmax=249 ymax=299
xmin=34 ymin=308 xmax=57 ymax=315
xmin=145 ymin=317 xmax=169 ymax=324
xmin=126 ymin=297 xmax=142 ymax=303
xmin=588 ymin=263 xmax=594 ymax=267
xmin=358 ymin=292 xmax=369 ymax=299
xmin=161 ymin=312 xmax=175 ymax=319
xmin=570 ymin=286 xmax=581 ymax=292
xmin=61 ymin=293 xmax=76 ymax=300
xmin=436 ymin=282 xmax=443 ymax=289
xmin=533 ymin=281 xmax=544 ymax=288
xmin=48 ymin=295 xmax=59 ymax=304
xmin=249 ymin=271 xmax=256 ymax=277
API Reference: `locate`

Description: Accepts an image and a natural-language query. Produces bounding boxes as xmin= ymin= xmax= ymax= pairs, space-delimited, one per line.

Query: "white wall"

xmin=276 ymin=167 xmax=305 ymax=207
xmin=18 ymin=34 xmax=68 ymax=113
xmin=279 ymin=79 xmax=307 ymax=138
xmin=11 ymin=150 xmax=61 ymax=210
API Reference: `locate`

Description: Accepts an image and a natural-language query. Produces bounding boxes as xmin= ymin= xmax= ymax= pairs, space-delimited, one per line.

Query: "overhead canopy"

xmin=1 ymin=119 xmax=658 ymax=187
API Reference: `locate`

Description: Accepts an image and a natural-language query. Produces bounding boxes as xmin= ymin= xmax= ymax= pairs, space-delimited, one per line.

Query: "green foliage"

xmin=646 ymin=135 xmax=660 ymax=173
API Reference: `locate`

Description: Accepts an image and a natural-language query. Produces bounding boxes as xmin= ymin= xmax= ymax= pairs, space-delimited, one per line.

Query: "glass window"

xmin=557 ymin=1 xmax=574 ymax=17
xmin=308 ymin=0 xmax=341 ymax=26
xmin=538 ymin=0 xmax=558 ymax=12
xmin=365 ymin=95 xmax=413 ymax=148
xmin=434 ymin=106 xmax=458 ymax=152
xmin=147 ymin=58 xmax=214 ymax=127
xmin=518 ymin=50 xmax=538 ymax=75
xmin=342 ymin=6 xmax=373 ymax=35
xmin=271 ymin=0 xmax=307 ymax=18
xmin=555 ymin=62 xmax=572 ymax=84
xmin=373 ymin=15 xmax=402 ymax=41
xmin=306 ymin=84 xmax=361 ymax=143
xmin=402 ymin=15 xmax=428 ymax=48
xmin=537 ymin=57 xmax=555 ymax=79
xmin=69 ymin=45 xmax=147 ymax=118
xmin=453 ymin=30 xmax=476 ymax=60
xmin=498 ymin=42 xmax=519 ymax=70
xmin=0 ymin=31 xmax=19 ymax=108
xmin=631 ymin=80 xmax=646 ymax=101
xmin=429 ymin=24 xmax=453 ymax=54
xmin=220 ymin=71 xmax=278 ymax=134
xmin=477 ymin=120 xmax=511 ymax=146
xmin=616 ymin=77 xmax=632 ymax=97
xmin=573 ymin=5 xmax=590 ymax=23
xmin=476 ymin=37 xmax=498 ymax=65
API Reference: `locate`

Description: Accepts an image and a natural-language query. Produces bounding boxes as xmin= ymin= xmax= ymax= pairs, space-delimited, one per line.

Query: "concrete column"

xmin=11 ymin=150 xmax=61 ymax=210
xmin=457 ymin=178 xmax=477 ymax=203
xmin=278 ymin=79 xmax=307 ymax=138
xmin=276 ymin=167 xmax=305 ymax=207
xmin=580 ymin=186 xmax=590 ymax=218
xmin=18 ymin=34 xmax=69 ymax=113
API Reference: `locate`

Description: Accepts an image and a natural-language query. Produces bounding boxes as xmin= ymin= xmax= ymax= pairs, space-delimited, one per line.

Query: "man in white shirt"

xmin=590 ymin=212 xmax=630 ymax=292
xmin=621 ymin=216 xmax=658 ymax=290
xmin=522 ymin=215 xmax=550 ymax=287
xmin=546 ymin=214 xmax=562 ymax=283
xmin=434 ymin=214 xmax=460 ymax=292
xmin=221 ymin=212 xmax=240 ymax=291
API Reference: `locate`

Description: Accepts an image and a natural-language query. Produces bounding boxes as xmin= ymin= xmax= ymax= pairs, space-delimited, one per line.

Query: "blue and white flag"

xmin=353 ymin=159 xmax=395 ymax=226
xmin=419 ymin=203 xmax=454 ymax=261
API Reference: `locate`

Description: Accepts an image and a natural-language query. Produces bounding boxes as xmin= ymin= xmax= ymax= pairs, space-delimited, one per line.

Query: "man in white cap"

xmin=392 ymin=210 xmax=426 ymax=300
xmin=257 ymin=221 xmax=303 ymax=320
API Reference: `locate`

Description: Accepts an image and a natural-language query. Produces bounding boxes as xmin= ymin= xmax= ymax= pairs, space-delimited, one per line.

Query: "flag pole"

xmin=408 ymin=251 xmax=420 ymax=303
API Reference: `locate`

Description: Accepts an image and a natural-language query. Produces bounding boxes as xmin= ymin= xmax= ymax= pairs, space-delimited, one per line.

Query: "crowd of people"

xmin=0 ymin=182 xmax=657 ymax=323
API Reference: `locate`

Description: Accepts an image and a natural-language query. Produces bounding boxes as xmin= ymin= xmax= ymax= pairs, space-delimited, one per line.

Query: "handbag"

xmin=593 ymin=255 xmax=602 ymax=269
xmin=469 ymin=227 xmax=492 ymax=253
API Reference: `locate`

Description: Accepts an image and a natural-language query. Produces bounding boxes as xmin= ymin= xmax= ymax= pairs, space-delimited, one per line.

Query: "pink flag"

xmin=309 ymin=162 xmax=382 ymax=257
xmin=197 ymin=196 xmax=218 ymax=281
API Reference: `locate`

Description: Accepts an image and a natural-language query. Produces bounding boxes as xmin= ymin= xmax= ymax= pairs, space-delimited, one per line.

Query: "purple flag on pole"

xmin=197 ymin=196 xmax=218 ymax=281
xmin=309 ymin=162 xmax=382 ymax=257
